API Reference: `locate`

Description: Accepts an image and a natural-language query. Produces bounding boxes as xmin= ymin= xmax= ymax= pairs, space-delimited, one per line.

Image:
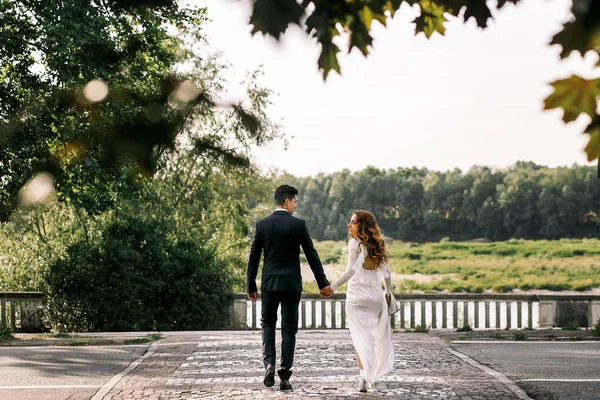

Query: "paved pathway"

xmin=98 ymin=331 xmax=530 ymax=399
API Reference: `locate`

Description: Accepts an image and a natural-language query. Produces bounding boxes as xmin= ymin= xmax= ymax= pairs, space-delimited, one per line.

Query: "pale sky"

xmin=190 ymin=0 xmax=599 ymax=177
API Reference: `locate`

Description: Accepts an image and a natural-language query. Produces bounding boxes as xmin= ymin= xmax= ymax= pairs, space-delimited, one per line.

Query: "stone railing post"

xmin=591 ymin=300 xmax=600 ymax=327
xmin=20 ymin=299 xmax=44 ymax=332
xmin=0 ymin=292 xmax=45 ymax=333
xmin=538 ymin=298 xmax=556 ymax=328
xmin=229 ymin=295 xmax=248 ymax=329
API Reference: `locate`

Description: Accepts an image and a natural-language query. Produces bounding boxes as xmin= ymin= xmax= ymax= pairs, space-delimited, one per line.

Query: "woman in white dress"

xmin=324 ymin=210 xmax=394 ymax=392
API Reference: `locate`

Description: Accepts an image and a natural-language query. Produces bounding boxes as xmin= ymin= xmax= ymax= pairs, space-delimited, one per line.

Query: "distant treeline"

xmin=275 ymin=162 xmax=600 ymax=242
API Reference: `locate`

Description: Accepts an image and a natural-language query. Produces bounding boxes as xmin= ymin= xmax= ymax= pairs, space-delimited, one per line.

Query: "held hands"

xmin=320 ymin=286 xmax=334 ymax=298
xmin=248 ymin=291 xmax=259 ymax=302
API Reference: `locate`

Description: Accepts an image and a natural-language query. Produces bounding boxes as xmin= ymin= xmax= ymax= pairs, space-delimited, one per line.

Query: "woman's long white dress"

xmin=330 ymin=238 xmax=394 ymax=384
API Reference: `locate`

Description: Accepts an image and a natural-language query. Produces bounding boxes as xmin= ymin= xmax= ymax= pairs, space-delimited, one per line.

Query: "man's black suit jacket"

xmin=247 ymin=210 xmax=330 ymax=293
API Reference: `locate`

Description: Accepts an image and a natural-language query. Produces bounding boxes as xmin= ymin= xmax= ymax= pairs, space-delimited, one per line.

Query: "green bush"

xmin=456 ymin=324 xmax=472 ymax=332
xmin=450 ymin=285 xmax=468 ymax=293
xmin=425 ymin=255 xmax=456 ymax=260
xmin=0 ymin=324 xmax=13 ymax=340
xmin=470 ymin=248 xmax=492 ymax=255
xmin=303 ymin=241 xmax=344 ymax=264
xmin=493 ymin=332 xmax=505 ymax=339
xmin=469 ymin=285 xmax=484 ymax=293
xmin=491 ymin=283 xmax=514 ymax=293
xmin=552 ymin=250 xmax=575 ymax=258
xmin=404 ymin=252 xmax=422 ymax=260
xmin=593 ymin=319 xmax=600 ymax=337
xmin=44 ymin=217 xmax=234 ymax=332
xmin=434 ymin=243 xmax=470 ymax=251
xmin=407 ymin=324 xmax=429 ymax=333
xmin=321 ymin=251 xmax=343 ymax=264
xmin=571 ymin=282 xmax=593 ymax=291
xmin=561 ymin=321 xmax=580 ymax=330
xmin=513 ymin=330 xmax=527 ymax=341
xmin=493 ymin=248 xmax=517 ymax=256
xmin=538 ymin=282 xmax=570 ymax=291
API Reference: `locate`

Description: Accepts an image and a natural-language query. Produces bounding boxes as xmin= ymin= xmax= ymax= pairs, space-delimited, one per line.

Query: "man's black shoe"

xmin=263 ymin=366 xmax=275 ymax=387
xmin=280 ymin=380 xmax=292 ymax=391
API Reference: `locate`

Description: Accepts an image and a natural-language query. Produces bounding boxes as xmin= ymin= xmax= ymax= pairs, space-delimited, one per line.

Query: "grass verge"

xmin=60 ymin=333 xmax=164 ymax=346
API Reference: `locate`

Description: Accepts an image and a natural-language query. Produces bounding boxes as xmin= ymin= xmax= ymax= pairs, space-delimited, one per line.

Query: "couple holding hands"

xmin=247 ymin=185 xmax=394 ymax=393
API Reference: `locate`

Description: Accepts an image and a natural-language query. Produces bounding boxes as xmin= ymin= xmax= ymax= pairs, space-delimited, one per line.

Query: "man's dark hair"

xmin=274 ymin=185 xmax=298 ymax=206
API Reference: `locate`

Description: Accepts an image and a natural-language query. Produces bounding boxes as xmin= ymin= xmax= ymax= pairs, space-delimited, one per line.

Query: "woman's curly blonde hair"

xmin=349 ymin=210 xmax=388 ymax=266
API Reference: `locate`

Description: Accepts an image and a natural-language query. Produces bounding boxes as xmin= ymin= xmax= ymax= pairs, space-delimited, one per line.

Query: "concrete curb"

xmin=91 ymin=342 xmax=159 ymax=400
xmin=447 ymin=348 xmax=532 ymax=400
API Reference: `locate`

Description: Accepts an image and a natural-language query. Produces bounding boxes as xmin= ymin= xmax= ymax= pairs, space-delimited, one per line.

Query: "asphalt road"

xmin=451 ymin=341 xmax=600 ymax=400
xmin=0 ymin=345 xmax=147 ymax=400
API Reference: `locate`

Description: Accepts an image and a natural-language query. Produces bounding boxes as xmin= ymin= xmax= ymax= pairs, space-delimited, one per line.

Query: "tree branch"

xmin=74 ymin=207 xmax=90 ymax=244
xmin=32 ymin=209 xmax=47 ymax=243
xmin=168 ymin=95 xmax=248 ymax=214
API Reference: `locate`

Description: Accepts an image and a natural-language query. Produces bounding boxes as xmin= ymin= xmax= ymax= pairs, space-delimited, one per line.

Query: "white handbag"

xmin=386 ymin=293 xmax=400 ymax=315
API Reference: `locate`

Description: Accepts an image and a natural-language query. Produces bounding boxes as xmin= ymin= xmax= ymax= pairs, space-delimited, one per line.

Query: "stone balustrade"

xmin=230 ymin=293 xmax=600 ymax=330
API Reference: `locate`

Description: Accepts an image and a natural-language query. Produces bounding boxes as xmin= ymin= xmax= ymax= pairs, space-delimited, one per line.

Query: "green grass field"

xmin=301 ymin=239 xmax=600 ymax=294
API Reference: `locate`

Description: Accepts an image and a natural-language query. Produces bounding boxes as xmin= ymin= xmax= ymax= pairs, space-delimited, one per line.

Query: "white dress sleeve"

xmin=330 ymin=239 xmax=362 ymax=292
xmin=381 ymin=261 xmax=392 ymax=294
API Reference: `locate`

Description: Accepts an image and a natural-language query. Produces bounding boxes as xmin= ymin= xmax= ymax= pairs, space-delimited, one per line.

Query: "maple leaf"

xmin=441 ymin=0 xmax=468 ymax=17
xmin=544 ymin=76 xmax=600 ymax=123
xmin=349 ymin=15 xmax=374 ymax=55
xmin=463 ymin=1 xmax=492 ymax=28
xmin=496 ymin=0 xmax=519 ymax=9
xmin=318 ymin=40 xmax=341 ymax=80
xmin=306 ymin=8 xmax=342 ymax=80
xmin=384 ymin=0 xmax=404 ymax=17
xmin=583 ymin=118 xmax=600 ymax=161
xmin=359 ymin=5 xmax=388 ymax=31
xmin=414 ymin=0 xmax=447 ymax=38
xmin=551 ymin=0 xmax=600 ymax=65
xmin=550 ymin=21 xmax=600 ymax=60
xmin=249 ymin=0 xmax=305 ymax=39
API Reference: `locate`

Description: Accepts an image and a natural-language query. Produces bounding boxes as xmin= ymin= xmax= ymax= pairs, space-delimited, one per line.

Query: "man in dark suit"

xmin=247 ymin=184 xmax=333 ymax=391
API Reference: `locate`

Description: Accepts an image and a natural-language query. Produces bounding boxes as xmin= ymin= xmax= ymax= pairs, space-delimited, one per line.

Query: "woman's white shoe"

xmin=358 ymin=377 xmax=367 ymax=392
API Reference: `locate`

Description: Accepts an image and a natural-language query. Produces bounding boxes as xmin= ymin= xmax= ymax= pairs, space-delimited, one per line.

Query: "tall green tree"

xmin=265 ymin=163 xmax=600 ymax=242
xmin=0 ymin=1 xmax=281 ymax=308
xmin=0 ymin=1 xmax=279 ymax=221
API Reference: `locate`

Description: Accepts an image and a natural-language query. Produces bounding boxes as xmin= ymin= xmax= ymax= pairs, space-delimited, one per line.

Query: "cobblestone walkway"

xmin=102 ymin=331 xmax=529 ymax=399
